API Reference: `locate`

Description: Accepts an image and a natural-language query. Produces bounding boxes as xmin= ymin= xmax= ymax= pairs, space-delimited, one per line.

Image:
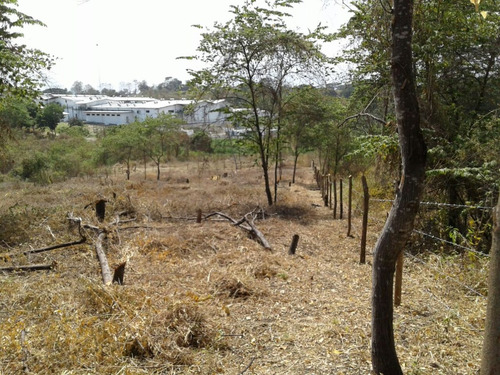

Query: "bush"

xmin=15 ymin=152 xmax=52 ymax=184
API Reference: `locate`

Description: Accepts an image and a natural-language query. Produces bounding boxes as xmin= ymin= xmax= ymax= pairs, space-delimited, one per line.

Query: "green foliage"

xmin=16 ymin=151 xmax=51 ymax=184
xmin=140 ymin=114 xmax=185 ymax=179
xmin=334 ymin=0 xmax=499 ymax=250
xmin=56 ymin=123 xmax=90 ymax=137
xmin=0 ymin=96 xmax=35 ymax=129
xmin=283 ymin=88 xmax=350 ymax=175
xmin=36 ymin=103 xmax=64 ymax=131
xmin=98 ymin=123 xmax=141 ymax=179
xmin=211 ymin=138 xmax=256 ymax=156
xmin=0 ymin=0 xmax=53 ymax=99
xmin=7 ymin=130 xmax=96 ymax=184
xmin=68 ymin=117 xmax=84 ymax=127
xmin=347 ymin=134 xmax=399 ymax=168
xmin=0 ymin=0 xmax=53 ymax=151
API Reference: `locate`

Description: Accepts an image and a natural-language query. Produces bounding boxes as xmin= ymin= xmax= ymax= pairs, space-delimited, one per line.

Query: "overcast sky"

xmin=17 ymin=0 xmax=352 ymax=91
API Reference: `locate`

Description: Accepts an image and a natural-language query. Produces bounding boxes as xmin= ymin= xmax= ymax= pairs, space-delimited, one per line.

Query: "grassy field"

xmin=0 ymin=158 xmax=488 ymax=374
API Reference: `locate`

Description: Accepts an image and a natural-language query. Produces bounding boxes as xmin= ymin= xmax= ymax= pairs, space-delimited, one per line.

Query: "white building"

xmin=41 ymin=95 xmax=231 ymax=127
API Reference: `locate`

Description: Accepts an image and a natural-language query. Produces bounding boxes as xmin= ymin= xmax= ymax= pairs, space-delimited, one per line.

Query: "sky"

xmin=16 ymin=0 xmax=353 ymax=91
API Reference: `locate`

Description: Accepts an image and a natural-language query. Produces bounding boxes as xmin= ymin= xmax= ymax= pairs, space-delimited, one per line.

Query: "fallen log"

xmin=95 ymin=231 xmax=112 ymax=285
xmin=244 ymin=214 xmax=271 ymax=250
xmin=0 ymin=262 xmax=55 ymax=272
xmin=67 ymin=214 xmax=114 ymax=285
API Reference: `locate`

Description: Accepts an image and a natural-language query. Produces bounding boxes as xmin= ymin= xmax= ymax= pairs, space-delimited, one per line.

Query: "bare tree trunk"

xmin=262 ymin=160 xmax=273 ymax=206
xmin=481 ymin=193 xmax=500 ymax=375
xmin=371 ymin=0 xmax=427 ymax=373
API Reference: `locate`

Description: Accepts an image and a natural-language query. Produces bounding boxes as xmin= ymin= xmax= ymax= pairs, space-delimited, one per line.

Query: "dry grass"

xmin=0 ymin=158 xmax=488 ymax=374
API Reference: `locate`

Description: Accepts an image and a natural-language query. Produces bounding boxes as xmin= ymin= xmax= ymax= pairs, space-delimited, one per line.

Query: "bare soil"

xmin=0 ymin=159 xmax=488 ymax=374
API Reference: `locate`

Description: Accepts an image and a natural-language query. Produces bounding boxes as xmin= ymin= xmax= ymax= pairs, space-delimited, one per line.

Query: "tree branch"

xmin=205 ymin=211 xmax=272 ymax=250
xmin=1 ymin=237 xmax=87 ymax=259
xmin=339 ymin=112 xmax=387 ymax=128
xmin=0 ymin=262 xmax=56 ymax=272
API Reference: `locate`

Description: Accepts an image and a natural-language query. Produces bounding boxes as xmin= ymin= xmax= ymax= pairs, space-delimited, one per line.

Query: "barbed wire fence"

xmin=312 ymin=165 xmax=493 ymax=309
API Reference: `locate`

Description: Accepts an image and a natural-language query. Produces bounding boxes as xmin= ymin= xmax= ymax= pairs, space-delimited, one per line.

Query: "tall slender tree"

xmin=187 ymin=0 xmax=329 ymax=205
xmin=370 ymin=0 xmax=427 ymax=373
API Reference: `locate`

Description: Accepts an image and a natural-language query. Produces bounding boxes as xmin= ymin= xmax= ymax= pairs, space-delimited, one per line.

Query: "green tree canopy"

xmin=335 ymin=0 xmax=500 ymax=204
xmin=0 ymin=0 xmax=53 ymax=149
xmin=36 ymin=103 xmax=64 ymax=131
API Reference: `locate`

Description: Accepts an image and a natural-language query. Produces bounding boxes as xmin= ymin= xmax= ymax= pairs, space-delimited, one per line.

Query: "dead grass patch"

xmin=0 ymin=159 xmax=489 ymax=374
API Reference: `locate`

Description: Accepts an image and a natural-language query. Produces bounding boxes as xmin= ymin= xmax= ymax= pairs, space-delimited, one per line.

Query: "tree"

xmin=188 ymin=0 xmax=329 ymax=205
xmin=70 ymin=81 xmax=83 ymax=95
xmin=0 ymin=0 xmax=53 ymax=147
xmin=43 ymin=87 xmax=68 ymax=95
xmin=284 ymin=86 xmax=348 ymax=182
xmin=369 ymin=0 xmax=427 ymax=372
xmin=100 ymin=123 xmax=142 ymax=180
xmin=140 ymin=114 xmax=184 ymax=180
xmin=83 ymin=84 xmax=99 ymax=95
xmin=100 ymin=87 xmax=118 ymax=96
xmin=336 ymin=0 xmax=499 ymax=245
xmin=0 ymin=97 xmax=35 ymax=129
xmin=481 ymin=193 xmax=500 ymax=374
xmin=36 ymin=103 xmax=64 ymax=132
xmin=137 ymin=80 xmax=150 ymax=94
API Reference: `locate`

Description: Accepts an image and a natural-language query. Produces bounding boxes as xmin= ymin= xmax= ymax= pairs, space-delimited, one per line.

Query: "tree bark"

xmin=481 ymin=193 xmax=500 ymax=375
xmin=371 ymin=0 xmax=427 ymax=373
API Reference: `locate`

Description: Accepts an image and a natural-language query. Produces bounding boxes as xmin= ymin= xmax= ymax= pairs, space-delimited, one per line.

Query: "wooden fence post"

xmin=289 ymin=234 xmax=300 ymax=255
xmin=324 ymin=175 xmax=330 ymax=207
xmin=339 ymin=178 xmax=344 ymax=219
xmin=347 ymin=175 xmax=353 ymax=237
xmin=197 ymin=209 xmax=202 ymax=223
xmin=394 ymin=251 xmax=403 ymax=306
xmin=333 ymin=179 xmax=337 ymax=219
xmin=319 ymin=174 xmax=324 ymax=198
xmin=329 ymin=177 xmax=333 ymax=210
xmin=96 ymin=199 xmax=106 ymax=222
xmin=360 ymin=175 xmax=369 ymax=264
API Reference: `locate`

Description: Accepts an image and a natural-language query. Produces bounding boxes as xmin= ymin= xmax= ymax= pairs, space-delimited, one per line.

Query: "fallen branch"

xmin=67 ymin=213 xmax=114 ymax=285
xmin=244 ymin=214 xmax=271 ymax=250
xmin=0 ymin=237 xmax=87 ymax=259
xmin=239 ymin=357 xmax=257 ymax=375
xmin=205 ymin=211 xmax=272 ymax=250
xmin=0 ymin=262 xmax=56 ymax=272
xmin=339 ymin=112 xmax=387 ymax=128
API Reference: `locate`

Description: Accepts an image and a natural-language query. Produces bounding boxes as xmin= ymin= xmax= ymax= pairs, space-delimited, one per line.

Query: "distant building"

xmin=40 ymin=94 xmax=230 ymax=128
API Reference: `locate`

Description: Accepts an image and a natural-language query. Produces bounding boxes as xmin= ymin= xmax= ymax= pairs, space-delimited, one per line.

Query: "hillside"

xmin=0 ymin=160 xmax=487 ymax=374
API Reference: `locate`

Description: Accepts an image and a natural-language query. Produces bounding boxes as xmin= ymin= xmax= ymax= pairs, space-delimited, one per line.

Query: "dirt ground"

xmin=0 ymin=160 xmax=488 ymax=374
